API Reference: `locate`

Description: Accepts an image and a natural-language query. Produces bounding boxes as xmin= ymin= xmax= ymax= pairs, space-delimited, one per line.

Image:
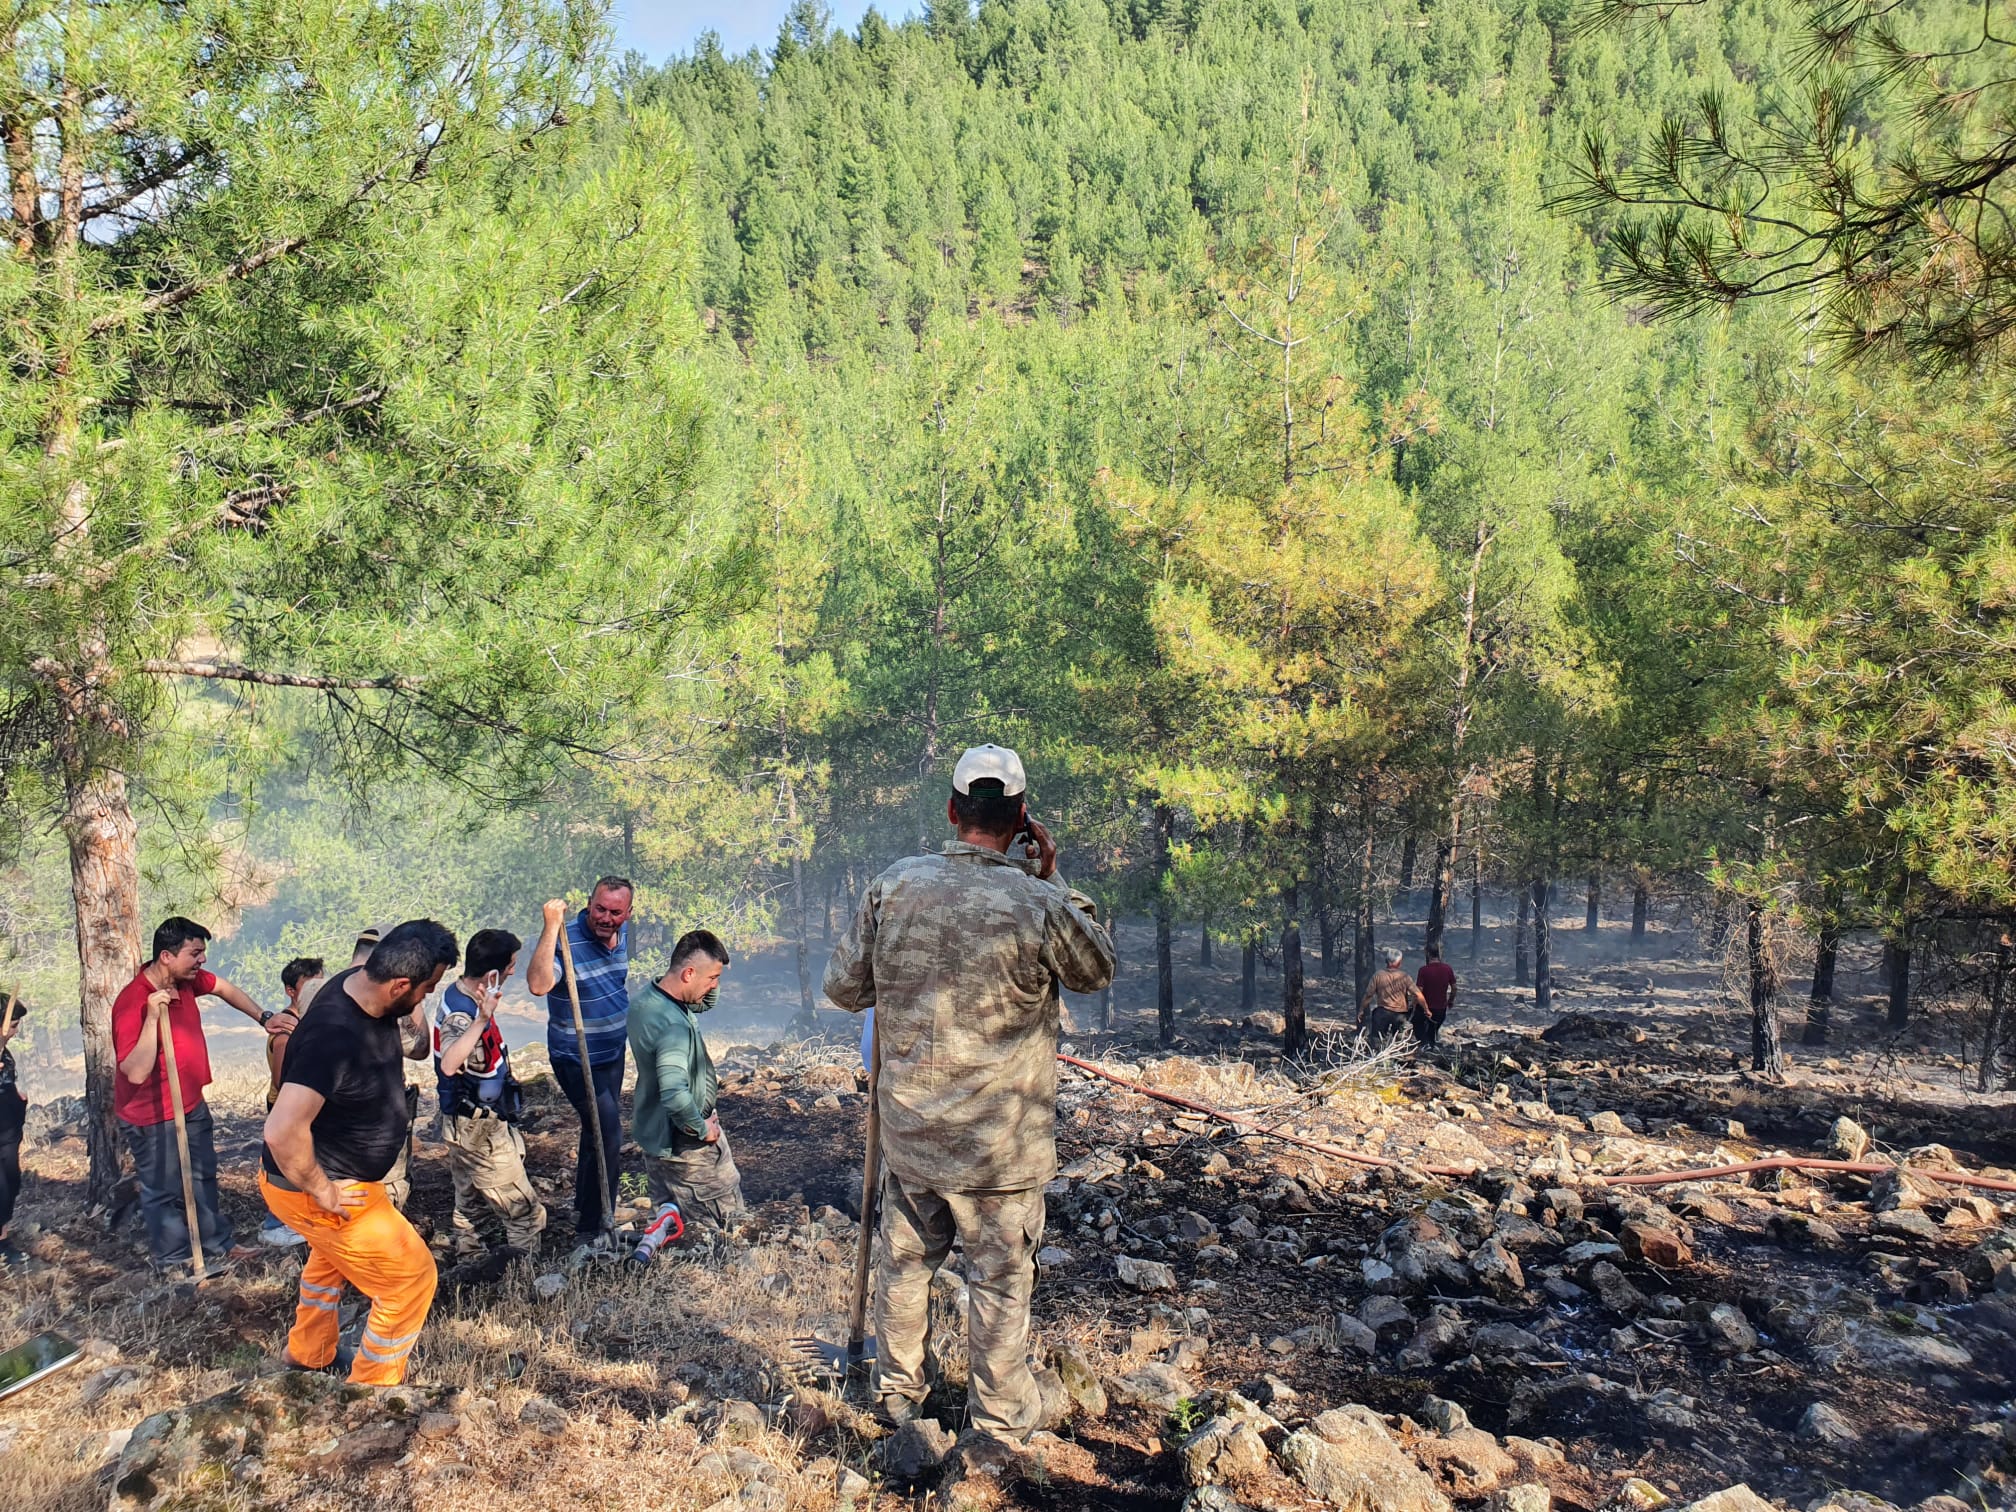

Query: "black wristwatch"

xmin=259 ymin=1009 xmax=277 ymax=1026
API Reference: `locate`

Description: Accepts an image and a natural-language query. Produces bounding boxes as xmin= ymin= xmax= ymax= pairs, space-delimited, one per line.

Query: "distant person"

xmin=1357 ymin=946 xmax=1428 ymax=1047
xmin=0 ymin=998 xmax=25 ymax=1261
xmin=259 ymin=956 xmax=326 ymax=1247
xmin=434 ymin=929 xmax=545 ymax=1258
xmin=261 ymin=920 xmax=458 ymax=1386
xmin=629 ymin=930 xmax=745 ymax=1246
xmin=526 ymin=878 xmax=634 ymax=1239
xmin=112 ymin=917 xmax=285 ymax=1275
xmin=1414 ymin=943 xmax=1456 ymax=1047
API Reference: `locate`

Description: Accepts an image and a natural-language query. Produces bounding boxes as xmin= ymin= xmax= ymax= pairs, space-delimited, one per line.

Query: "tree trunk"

xmin=1469 ymin=845 xmax=1482 ymax=963
xmin=1354 ymin=790 xmax=1376 ymax=1005
xmin=1980 ymin=930 xmax=2013 ymax=1094
xmin=1515 ymin=888 xmax=1530 ymax=986
xmin=1154 ymin=804 xmax=1175 ymax=1046
xmin=1154 ymin=899 xmax=1174 ymax=1047
xmin=823 ymin=872 xmax=836 ymax=945
xmin=1888 ymin=926 xmax=1913 ymax=1029
xmin=1749 ymin=900 xmax=1785 ymax=1074
xmin=1282 ymin=883 xmax=1306 ymax=1056
xmin=1313 ymin=801 xmax=1335 ymax=977
xmin=1532 ymin=876 xmax=1552 ymax=1011
xmin=1424 ymin=837 xmax=1453 ymax=953
xmin=783 ymin=770 xmax=816 ymax=1036
xmin=1803 ymin=914 xmax=1838 ymax=1046
xmin=1630 ymin=878 xmax=1648 ymax=941
xmin=1099 ymin=981 xmax=1114 ymax=1030
xmin=1240 ymin=934 xmax=1257 ymax=1015
xmin=1398 ymin=833 xmax=1417 ymax=899
xmin=1878 ymin=939 xmax=1895 ymax=989
xmin=1585 ymin=873 xmax=1599 ymax=933
xmin=1199 ymin=921 xmax=1212 ymax=969
xmin=64 ymin=763 xmax=142 ymax=1208
xmin=788 ymin=850 xmax=815 ymax=1032
xmin=1435 ymin=527 xmax=1489 ymax=970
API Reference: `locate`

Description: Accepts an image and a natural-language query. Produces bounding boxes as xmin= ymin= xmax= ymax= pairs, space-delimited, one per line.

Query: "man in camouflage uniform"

xmin=823 ymin=744 xmax=1115 ymax=1444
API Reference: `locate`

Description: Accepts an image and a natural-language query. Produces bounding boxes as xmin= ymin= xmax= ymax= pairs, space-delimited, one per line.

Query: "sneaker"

xmin=260 ymin=1218 xmax=306 ymax=1248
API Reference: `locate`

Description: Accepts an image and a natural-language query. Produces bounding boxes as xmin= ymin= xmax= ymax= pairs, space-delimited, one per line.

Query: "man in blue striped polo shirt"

xmin=526 ymin=877 xmax=634 ymax=1238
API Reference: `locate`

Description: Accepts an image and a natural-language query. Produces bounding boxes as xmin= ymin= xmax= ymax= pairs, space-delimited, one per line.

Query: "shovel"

xmin=151 ymin=994 xmax=207 ymax=1283
xmin=793 ymin=1012 xmax=879 ymax=1379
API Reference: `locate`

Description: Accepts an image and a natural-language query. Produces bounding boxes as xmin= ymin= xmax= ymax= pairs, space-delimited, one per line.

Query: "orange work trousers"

xmin=260 ymin=1171 xmax=438 ymax=1386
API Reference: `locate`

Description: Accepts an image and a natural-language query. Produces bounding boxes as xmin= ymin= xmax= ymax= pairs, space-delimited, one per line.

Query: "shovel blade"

xmin=788 ymin=1334 xmax=878 ymax=1382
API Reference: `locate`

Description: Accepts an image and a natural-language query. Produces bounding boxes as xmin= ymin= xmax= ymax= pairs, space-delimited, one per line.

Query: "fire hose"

xmin=1056 ymin=1053 xmax=2016 ymax=1195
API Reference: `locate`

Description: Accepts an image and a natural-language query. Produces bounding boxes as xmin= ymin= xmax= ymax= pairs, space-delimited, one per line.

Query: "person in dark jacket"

xmin=0 ymin=998 xmax=27 ymax=1258
xmin=627 ymin=930 xmax=744 ymax=1232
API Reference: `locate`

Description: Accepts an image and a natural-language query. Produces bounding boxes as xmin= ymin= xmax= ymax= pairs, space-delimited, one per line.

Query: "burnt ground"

xmin=4 ymin=910 xmax=2016 ymax=1512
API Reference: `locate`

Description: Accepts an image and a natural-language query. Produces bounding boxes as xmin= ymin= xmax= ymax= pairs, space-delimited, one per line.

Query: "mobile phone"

xmin=0 ymin=1332 xmax=80 ymax=1401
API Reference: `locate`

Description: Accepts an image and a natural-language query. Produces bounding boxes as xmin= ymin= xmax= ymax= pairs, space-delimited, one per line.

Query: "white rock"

xmin=1116 ymin=1255 xmax=1177 ymax=1292
xmin=1678 ymin=1488 xmax=1777 ymax=1512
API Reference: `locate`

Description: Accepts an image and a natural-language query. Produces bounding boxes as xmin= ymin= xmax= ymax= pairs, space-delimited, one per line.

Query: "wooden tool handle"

xmin=557 ymin=925 xmax=614 ymax=1231
xmin=153 ymin=998 xmax=207 ymax=1281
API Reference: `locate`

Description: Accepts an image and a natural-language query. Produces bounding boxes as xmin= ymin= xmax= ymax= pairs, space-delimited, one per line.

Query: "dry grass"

xmin=0 ymin=1067 xmax=921 ymax=1512
xmin=0 ymin=1218 xmax=899 ymax=1512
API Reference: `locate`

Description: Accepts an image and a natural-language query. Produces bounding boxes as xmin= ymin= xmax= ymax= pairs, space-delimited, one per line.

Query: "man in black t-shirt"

xmin=260 ymin=920 xmax=458 ymax=1386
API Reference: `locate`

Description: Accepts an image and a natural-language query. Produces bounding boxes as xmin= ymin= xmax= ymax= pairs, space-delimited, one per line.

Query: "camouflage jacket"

xmin=822 ymin=842 xmax=1116 ymax=1191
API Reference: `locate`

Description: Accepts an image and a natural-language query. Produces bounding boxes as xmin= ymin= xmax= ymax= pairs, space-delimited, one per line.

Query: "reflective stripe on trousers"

xmin=260 ymin=1172 xmax=438 ymax=1386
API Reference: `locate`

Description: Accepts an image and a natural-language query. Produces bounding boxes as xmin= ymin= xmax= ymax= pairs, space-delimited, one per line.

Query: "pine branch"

xmin=87 ymin=233 xmax=307 ymax=336
xmin=80 ymin=144 xmax=211 ymax=226
xmin=139 ymin=659 xmax=420 ymax=691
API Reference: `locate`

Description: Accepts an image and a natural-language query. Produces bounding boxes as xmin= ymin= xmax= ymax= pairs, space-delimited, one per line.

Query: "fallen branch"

xmin=1056 ymin=1054 xmax=2016 ymax=1194
xmin=1604 ymin=1156 xmax=2016 ymax=1194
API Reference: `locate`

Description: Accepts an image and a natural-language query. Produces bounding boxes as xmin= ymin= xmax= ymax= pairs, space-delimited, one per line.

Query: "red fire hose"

xmin=1057 ymin=1054 xmax=2016 ymax=1195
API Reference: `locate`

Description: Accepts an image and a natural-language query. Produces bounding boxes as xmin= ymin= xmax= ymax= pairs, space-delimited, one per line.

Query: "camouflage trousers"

xmin=873 ymin=1173 xmax=1045 ymax=1442
xmin=647 ymin=1129 xmax=747 ymax=1230
xmin=443 ymin=1113 xmax=546 ymax=1255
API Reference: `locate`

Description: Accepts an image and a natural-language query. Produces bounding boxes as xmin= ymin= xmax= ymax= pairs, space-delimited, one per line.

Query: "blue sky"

xmin=611 ymin=0 xmax=919 ymax=62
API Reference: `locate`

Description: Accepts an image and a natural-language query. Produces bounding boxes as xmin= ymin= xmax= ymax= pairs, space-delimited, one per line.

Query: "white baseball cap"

xmin=952 ymin=743 xmax=1027 ymax=797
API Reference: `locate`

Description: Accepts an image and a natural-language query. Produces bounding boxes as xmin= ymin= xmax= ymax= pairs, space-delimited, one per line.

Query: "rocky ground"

xmin=3 ymin=917 xmax=2015 ymax=1512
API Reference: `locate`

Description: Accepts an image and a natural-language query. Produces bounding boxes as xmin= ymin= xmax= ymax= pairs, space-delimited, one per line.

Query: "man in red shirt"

xmin=1414 ymin=942 xmax=1457 ymax=1048
xmin=112 ymin=916 xmax=286 ymax=1274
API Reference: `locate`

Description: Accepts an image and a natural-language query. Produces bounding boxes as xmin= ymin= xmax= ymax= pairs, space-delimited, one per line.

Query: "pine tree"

xmin=0 ymin=2 xmax=726 ymax=1200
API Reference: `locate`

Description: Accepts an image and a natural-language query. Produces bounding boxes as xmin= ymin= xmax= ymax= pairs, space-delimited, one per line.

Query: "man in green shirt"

xmin=627 ymin=930 xmax=746 ymax=1237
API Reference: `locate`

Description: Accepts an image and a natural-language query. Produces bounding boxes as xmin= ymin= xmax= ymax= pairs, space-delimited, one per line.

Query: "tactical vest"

xmin=433 ymin=993 xmax=523 ymax=1122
